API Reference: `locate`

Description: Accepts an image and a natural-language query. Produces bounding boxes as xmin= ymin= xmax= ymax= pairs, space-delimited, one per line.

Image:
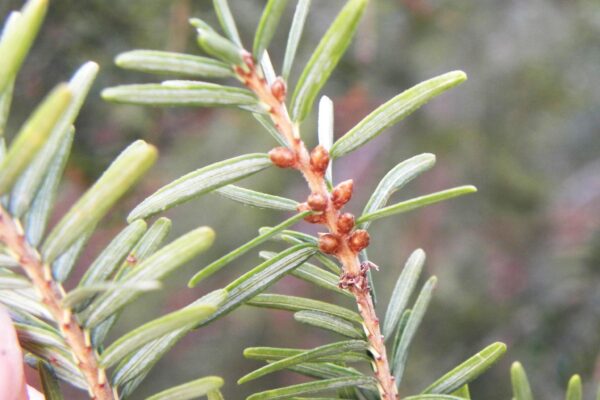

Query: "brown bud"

xmin=331 ymin=179 xmax=353 ymax=209
xmin=318 ymin=233 xmax=340 ymax=254
xmin=307 ymin=193 xmax=328 ymax=211
xmin=348 ymin=229 xmax=370 ymax=252
xmin=337 ymin=212 xmax=355 ymax=234
xmin=297 ymin=202 xmax=324 ymax=223
xmin=269 ymin=147 xmax=295 ymax=168
xmin=310 ymin=145 xmax=330 ymax=175
xmin=271 ymin=77 xmax=287 ymax=103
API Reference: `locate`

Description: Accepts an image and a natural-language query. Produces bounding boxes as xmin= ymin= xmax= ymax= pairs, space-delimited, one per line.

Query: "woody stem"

xmin=238 ymin=56 xmax=399 ymax=399
xmin=348 ymin=261 xmax=399 ymax=399
xmin=0 ymin=206 xmax=115 ymax=400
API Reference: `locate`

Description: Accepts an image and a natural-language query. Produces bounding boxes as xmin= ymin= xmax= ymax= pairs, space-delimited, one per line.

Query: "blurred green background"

xmin=2 ymin=0 xmax=599 ymax=398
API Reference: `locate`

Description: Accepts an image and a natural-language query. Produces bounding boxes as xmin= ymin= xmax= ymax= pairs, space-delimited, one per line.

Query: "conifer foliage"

xmin=2 ymin=0 xmax=591 ymax=399
xmin=104 ymin=1 xmax=506 ymax=399
xmin=0 ymin=1 xmax=226 ymax=398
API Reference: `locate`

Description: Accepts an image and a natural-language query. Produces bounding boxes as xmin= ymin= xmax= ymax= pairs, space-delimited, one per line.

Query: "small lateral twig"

xmin=236 ymin=52 xmax=399 ymax=400
xmin=0 ymin=205 xmax=115 ymax=400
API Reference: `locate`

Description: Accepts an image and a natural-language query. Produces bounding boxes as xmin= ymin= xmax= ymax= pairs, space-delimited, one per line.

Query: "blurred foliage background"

xmin=1 ymin=0 xmax=599 ymax=398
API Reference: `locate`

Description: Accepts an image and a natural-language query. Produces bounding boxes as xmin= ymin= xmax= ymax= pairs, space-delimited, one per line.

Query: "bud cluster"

xmin=298 ymin=174 xmax=368 ymax=255
xmin=317 ymin=227 xmax=370 ymax=256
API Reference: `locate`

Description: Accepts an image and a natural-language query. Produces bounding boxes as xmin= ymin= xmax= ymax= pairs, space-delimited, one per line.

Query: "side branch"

xmin=237 ymin=55 xmax=399 ymax=399
xmin=0 ymin=206 xmax=115 ymax=400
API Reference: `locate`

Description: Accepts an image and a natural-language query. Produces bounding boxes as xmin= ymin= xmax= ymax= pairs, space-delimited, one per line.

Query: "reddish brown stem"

xmin=238 ymin=54 xmax=399 ymax=399
xmin=348 ymin=263 xmax=398 ymax=399
xmin=0 ymin=206 xmax=115 ymax=400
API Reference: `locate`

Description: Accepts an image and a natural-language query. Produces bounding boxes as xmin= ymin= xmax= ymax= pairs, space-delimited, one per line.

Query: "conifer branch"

xmin=236 ymin=51 xmax=399 ymax=400
xmin=0 ymin=205 xmax=115 ymax=400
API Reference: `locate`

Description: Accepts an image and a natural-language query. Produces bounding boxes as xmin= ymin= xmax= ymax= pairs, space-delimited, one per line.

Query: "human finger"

xmin=0 ymin=305 xmax=27 ymax=400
